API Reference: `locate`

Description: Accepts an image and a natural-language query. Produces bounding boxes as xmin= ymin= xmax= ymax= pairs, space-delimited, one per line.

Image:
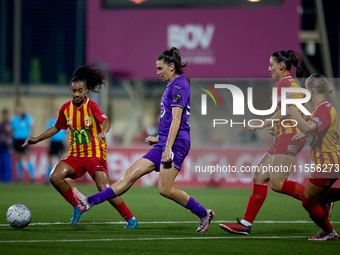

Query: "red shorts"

xmin=309 ymin=177 xmax=338 ymax=188
xmin=61 ymin=156 xmax=108 ymax=180
xmin=267 ymin=133 xmax=305 ymax=156
xmin=309 ymin=161 xmax=340 ymax=188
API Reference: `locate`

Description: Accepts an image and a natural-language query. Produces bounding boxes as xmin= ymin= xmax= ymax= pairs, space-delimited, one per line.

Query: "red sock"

xmin=114 ymin=201 xmax=134 ymax=221
xmin=281 ymin=180 xmax=305 ymax=201
xmin=60 ymin=188 xmax=79 ymax=207
xmin=320 ymin=203 xmax=330 ymax=217
xmin=302 ymin=193 xmax=333 ymax=233
xmin=243 ymin=184 xmax=268 ymax=223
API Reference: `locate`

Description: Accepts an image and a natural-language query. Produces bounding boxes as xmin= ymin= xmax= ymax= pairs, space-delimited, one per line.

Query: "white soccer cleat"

xmin=308 ymin=230 xmax=338 ymax=241
xmin=196 ymin=209 xmax=215 ymax=233
xmin=73 ymin=187 xmax=93 ymax=212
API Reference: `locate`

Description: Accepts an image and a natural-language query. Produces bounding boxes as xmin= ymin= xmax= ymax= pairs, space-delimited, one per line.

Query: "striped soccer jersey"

xmin=55 ymin=98 xmax=108 ymax=160
xmin=273 ymin=75 xmax=305 ymax=137
xmin=309 ymin=100 xmax=340 ymax=165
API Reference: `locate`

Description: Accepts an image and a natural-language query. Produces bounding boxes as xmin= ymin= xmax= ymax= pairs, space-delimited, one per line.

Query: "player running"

xmin=220 ymin=50 xmax=309 ymax=235
xmin=22 ymin=64 xmax=139 ymax=228
xmin=286 ymin=74 xmax=339 ymax=241
xmin=74 ymin=47 xmax=215 ymax=232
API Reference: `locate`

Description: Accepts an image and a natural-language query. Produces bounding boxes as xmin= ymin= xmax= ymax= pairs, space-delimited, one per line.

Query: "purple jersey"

xmin=158 ymin=75 xmax=190 ymax=144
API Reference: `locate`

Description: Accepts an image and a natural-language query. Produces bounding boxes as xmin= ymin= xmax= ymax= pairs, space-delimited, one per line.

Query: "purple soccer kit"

xmin=87 ymin=75 xmax=209 ymax=221
xmin=143 ymin=75 xmax=190 ymax=170
xmin=158 ymin=75 xmax=190 ymax=143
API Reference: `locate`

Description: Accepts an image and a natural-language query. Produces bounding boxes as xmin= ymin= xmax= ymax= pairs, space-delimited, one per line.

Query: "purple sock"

xmin=87 ymin=187 xmax=116 ymax=206
xmin=185 ymin=197 xmax=207 ymax=218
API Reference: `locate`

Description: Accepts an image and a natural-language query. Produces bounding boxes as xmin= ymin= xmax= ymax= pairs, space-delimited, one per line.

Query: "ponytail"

xmin=157 ymin=47 xmax=187 ymax=75
xmin=272 ymin=50 xmax=306 ymax=78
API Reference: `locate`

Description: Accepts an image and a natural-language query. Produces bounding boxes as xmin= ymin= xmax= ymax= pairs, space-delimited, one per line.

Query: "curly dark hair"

xmin=70 ymin=64 xmax=106 ymax=93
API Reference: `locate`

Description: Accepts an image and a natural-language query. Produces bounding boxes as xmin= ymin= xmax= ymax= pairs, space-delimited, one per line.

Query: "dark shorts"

xmin=143 ymin=139 xmax=190 ymax=171
xmin=267 ymin=133 xmax=305 ymax=156
xmin=13 ymin=139 xmax=29 ymax=153
xmin=49 ymin=141 xmax=64 ymax=156
xmin=61 ymin=156 xmax=108 ymax=180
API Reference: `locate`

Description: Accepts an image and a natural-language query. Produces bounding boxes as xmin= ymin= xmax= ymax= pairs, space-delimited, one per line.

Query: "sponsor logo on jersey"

xmin=72 ymin=129 xmax=91 ymax=145
xmin=174 ymin=95 xmax=181 ymax=103
xmin=287 ymin=145 xmax=299 ymax=153
xmin=312 ymin=117 xmax=322 ymax=126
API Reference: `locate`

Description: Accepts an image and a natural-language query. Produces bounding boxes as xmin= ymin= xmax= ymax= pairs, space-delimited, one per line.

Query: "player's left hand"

xmin=162 ymin=147 xmax=172 ymax=163
xmin=97 ymin=131 xmax=106 ymax=143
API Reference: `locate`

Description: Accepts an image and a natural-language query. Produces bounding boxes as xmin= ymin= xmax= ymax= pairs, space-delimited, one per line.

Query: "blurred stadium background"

xmin=0 ymin=0 xmax=340 ymax=187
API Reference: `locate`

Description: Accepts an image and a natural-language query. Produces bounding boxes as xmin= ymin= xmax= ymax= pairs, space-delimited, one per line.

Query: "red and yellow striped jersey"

xmin=309 ymin=100 xmax=340 ymax=164
xmin=55 ymin=98 xmax=109 ymax=160
xmin=273 ymin=75 xmax=304 ymax=137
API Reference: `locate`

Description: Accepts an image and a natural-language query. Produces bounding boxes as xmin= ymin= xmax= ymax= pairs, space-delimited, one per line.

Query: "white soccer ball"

xmin=6 ymin=204 xmax=32 ymax=229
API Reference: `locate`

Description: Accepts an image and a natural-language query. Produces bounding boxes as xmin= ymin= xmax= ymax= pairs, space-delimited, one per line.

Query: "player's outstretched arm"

xmin=22 ymin=125 xmax=60 ymax=147
xmin=248 ymin=109 xmax=286 ymax=132
xmin=286 ymin=105 xmax=316 ymax=134
xmin=302 ymin=103 xmax=311 ymax=121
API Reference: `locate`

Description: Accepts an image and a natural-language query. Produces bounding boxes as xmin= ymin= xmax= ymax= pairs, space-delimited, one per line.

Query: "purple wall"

xmin=87 ymin=0 xmax=301 ymax=79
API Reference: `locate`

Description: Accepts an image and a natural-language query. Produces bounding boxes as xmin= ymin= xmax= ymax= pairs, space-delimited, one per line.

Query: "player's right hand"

xmin=22 ymin=137 xmax=38 ymax=147
xmin=145 ymin=136 xmax=159 ymax=145
xmin=292 ymin=132 xmax=308 ymax=141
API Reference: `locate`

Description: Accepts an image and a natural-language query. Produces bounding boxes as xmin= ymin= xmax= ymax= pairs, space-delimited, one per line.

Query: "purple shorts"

xmin=143 ymin=139 xmax=190 ymax=171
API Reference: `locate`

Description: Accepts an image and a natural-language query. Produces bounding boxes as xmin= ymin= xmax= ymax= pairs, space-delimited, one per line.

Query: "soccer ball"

xmin=6 ymin=204 xmax=32 ymax=229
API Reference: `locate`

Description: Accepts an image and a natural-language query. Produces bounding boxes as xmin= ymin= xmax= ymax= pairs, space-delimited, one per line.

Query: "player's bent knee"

xmin=49 ymin=170 xmax=67 ymax=185
xmin=158 ymin=186 xmax=172 ymax=198
xmin=269 ymin=180 xmax=283 ymax=192
xmin=49 ymin=172 xmax=58 ymax=184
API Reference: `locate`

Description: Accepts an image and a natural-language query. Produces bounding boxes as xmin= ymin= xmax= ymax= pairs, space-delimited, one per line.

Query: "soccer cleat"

xmin=72 ymin=187 xmax=85 ymax=212
xmin=220 ymin=218 xmax=252 ymax=235
xmin=308 ymin=230 xmax=338 ymax=241
xmin=73 ymin=187 xmax=93 ymax=212
xmin=70 ymin=206 xmax=83 ymax=224
xmin=196 ymin=209 xmax=215 ymax=233
xmin=124 ymin=217 xmax=139 ymax=229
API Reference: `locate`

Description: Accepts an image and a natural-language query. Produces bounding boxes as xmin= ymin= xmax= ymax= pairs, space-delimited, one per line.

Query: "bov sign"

xmin=200 ymin=84 xmax=311 ymax=127
xmin=168 ymin=24 xmax=215 ymax=50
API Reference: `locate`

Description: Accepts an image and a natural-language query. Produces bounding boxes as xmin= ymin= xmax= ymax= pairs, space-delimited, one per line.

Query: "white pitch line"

xmin=0 ymin=236 xmax=310 ymax=243
xmin=1 ymin=220 xmax=340 ymax=227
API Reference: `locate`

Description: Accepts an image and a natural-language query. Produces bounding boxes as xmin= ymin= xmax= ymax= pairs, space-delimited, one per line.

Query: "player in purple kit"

xmin=74 ymin=47 xmax=215 ymax=232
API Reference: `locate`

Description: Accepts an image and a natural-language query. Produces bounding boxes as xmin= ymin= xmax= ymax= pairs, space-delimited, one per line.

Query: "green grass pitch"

xmin=0 ymin=183 xmax=339 ymax=255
